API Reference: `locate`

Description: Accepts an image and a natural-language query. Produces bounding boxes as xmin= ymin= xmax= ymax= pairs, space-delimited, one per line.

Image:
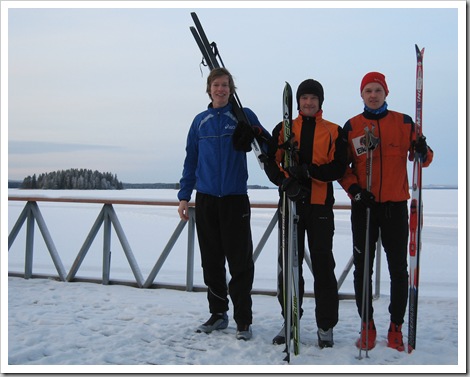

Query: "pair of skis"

xmin=189 ymin=12 xmax=264 ymax=169
xmin=280 ymin=82 xmax=300 ymax=363
xmin=408 ymin=44 xmax=425 ymax=353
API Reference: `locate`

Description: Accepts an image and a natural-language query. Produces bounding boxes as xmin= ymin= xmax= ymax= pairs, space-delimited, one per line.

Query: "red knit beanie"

xmin=360 ymin=72 xmax=389 ymax=96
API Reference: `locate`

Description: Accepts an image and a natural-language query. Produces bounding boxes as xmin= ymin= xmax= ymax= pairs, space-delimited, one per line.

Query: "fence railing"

xmin=8 ymin=195 xmax=381 ymax=299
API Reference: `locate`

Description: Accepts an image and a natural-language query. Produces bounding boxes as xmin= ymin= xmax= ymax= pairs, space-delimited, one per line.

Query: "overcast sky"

xmin=2 ymin=1 xmax=465 ymax=187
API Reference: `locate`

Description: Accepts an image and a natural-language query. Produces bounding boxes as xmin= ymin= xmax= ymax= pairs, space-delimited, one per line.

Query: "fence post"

xmin=24 ymin=205 xmax=35 ymax=279
xmin=102 ymin=205 xmax=112 ymax=285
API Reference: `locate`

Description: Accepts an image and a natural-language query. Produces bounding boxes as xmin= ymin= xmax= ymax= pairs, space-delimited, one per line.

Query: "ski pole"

xmin=357 ymin=126 xmax=379 ymax=360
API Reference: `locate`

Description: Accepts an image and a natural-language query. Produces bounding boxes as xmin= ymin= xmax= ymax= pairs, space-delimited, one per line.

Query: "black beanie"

xmin=296 ymin=79 xmax=324 ymax=110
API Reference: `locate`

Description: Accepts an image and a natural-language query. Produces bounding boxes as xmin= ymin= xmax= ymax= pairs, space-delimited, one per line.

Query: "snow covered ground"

xmin=4 ymin=188 xmax=464 ymax=373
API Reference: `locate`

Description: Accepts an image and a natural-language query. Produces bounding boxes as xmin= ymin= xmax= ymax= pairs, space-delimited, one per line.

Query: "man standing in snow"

xmin=261 ymin=79 xmax=347 ymax=348
xmin=339 ymin=72 xmax=434 ymax=351
xmin=177 ymin=67 xmax=269 ymax=341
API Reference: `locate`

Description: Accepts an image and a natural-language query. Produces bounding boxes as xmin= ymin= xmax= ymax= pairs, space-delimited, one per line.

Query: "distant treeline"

xmin=9 ymin=177 xmax=271 ymax=190
xmin=19 ymin=169 xmax=123 ymax=190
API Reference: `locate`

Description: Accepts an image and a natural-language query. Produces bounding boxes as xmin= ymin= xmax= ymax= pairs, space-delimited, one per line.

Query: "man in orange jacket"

xmin=262 ymin=79 xmax=347 ymax=348
xmin=339 ymin=72 xmax=433 ymax=352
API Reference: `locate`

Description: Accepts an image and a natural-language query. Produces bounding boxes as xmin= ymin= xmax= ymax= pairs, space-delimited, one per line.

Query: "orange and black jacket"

xmin=339 ymin=109 xmax=433 ymax=203
xmin=267 ymin=110 xmax=347 ymax=206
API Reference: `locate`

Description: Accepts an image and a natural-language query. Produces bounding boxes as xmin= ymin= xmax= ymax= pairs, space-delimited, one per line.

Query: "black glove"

xmin=232 ymin=121 xmax=255 ymax=152
xmin=258 ymin=153 xmax=269 ymax=164
xmin=259 ymin=154 xmax=285 ymax=186
xmin=413 ymin=136 xmax=428 ymax=155
xmin=348 ymin=184 xmax=376 ymax=208
xmin=288 ymin=164 xmax=310 ymax=181
xmin=281 ymin=177 xmax=310 ymax=202
xmin=287 ymin=163 xmax=321 ymax=181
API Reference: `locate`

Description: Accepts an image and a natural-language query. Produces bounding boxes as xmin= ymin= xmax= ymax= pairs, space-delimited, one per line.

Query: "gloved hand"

xmin=281 ymin=177 xmax=310 ymax=202
xmin=232 ymin=121 xmax=255 ymax=152
xmin=288 ymin=164 xmax=320 ymax=181
xmin=413 ymin=136 xmax=428 ymax=155
xmin=348 ymin=184 xmax=376 ymax=208
xmin=258 ymin=153 xmax=269 ymax=164
xmin=259 ymin=154 xmax=284 ymax=186
xmin=288 ymin=164 xmax=310 ymax=181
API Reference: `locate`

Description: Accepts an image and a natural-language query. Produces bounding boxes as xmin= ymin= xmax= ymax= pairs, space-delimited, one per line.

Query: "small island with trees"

xmin=19 ymin=169 xmax=123 ymax=190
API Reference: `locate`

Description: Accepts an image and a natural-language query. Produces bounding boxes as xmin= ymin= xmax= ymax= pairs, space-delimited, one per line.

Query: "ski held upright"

xmin=408 ymin=44 xmax=425 ymax=353
xmin=280 ymin=82 xmax=300 ymax=362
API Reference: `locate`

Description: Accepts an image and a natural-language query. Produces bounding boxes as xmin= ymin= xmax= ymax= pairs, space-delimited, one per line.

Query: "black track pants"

xmin=351 ymin=200 xmax=409 ymax=325
xmin=195 ymin=192 xmax=254 ymax=326
xmin=277 ymin=202 xmax=339 ymax=330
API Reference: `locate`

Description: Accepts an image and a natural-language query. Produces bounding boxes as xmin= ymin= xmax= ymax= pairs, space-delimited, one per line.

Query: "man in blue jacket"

xmin=177 ymin=67 xmax=269 ymax=341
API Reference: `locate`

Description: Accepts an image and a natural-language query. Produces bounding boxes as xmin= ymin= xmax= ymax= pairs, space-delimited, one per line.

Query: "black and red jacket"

xmin=273 ymin=110 xmax=347 ymax=206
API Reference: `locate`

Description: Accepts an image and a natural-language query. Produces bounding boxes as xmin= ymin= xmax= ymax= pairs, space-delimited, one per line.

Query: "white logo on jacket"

xmin=352 ymin=135 xmax=367 ymax=156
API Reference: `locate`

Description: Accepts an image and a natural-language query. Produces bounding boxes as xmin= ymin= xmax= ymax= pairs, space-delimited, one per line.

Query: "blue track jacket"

xmin=178 ymin=102 xmax=267 ymax=202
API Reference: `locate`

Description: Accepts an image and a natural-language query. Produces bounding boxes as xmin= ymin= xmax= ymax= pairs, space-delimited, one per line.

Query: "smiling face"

xmin=209 ymin=75 xmax=231 ymax=108
xmin=298 ymin=94 xmax=320 ymax=117
xmin=361 ymin=82 xmax=387 ymax=110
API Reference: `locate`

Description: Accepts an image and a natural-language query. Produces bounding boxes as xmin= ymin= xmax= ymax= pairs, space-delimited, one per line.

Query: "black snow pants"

xmin=277 ymin=201 xmax=339 ymax=330
xmin=195 ymin=192 xmax=254 ymax=326
xmin=351 ymin=200 xmax=409 ymax=325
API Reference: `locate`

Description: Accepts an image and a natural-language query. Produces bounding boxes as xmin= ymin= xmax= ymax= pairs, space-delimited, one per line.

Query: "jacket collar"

xmin=299 ymin=109 xmax=323 ymax=121
xmin=208 ymin=101 xmax=232 ymax=112
xmin=363 ymin=108 xmax=389 ymax=120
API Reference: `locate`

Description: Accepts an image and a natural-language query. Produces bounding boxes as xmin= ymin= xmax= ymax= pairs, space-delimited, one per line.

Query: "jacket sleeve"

xmin=177 ymin=118 xmax=199 ymax=202
xmin=311 ymin=126 xmax=348 ymax=182
xmin=407 ymin=117 xmax=434 ymax=167
xmin=263 ymin=122 xmax=287 ymax=187
xmin=244 ymin=107 xmax=271 ymax=155
xmin=423 ymin=147 xmax=434 ymax=167
xmin=337 ymin=120 xmax=359 ymax=195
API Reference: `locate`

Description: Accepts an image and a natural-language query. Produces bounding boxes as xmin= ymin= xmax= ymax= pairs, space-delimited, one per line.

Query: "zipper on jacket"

xmin=218 ymin=110 xmax=223 ymax=197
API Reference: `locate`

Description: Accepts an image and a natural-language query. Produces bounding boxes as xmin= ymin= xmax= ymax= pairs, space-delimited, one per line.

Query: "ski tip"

xmin=415 ymin=44 xmax=425 ymax=56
